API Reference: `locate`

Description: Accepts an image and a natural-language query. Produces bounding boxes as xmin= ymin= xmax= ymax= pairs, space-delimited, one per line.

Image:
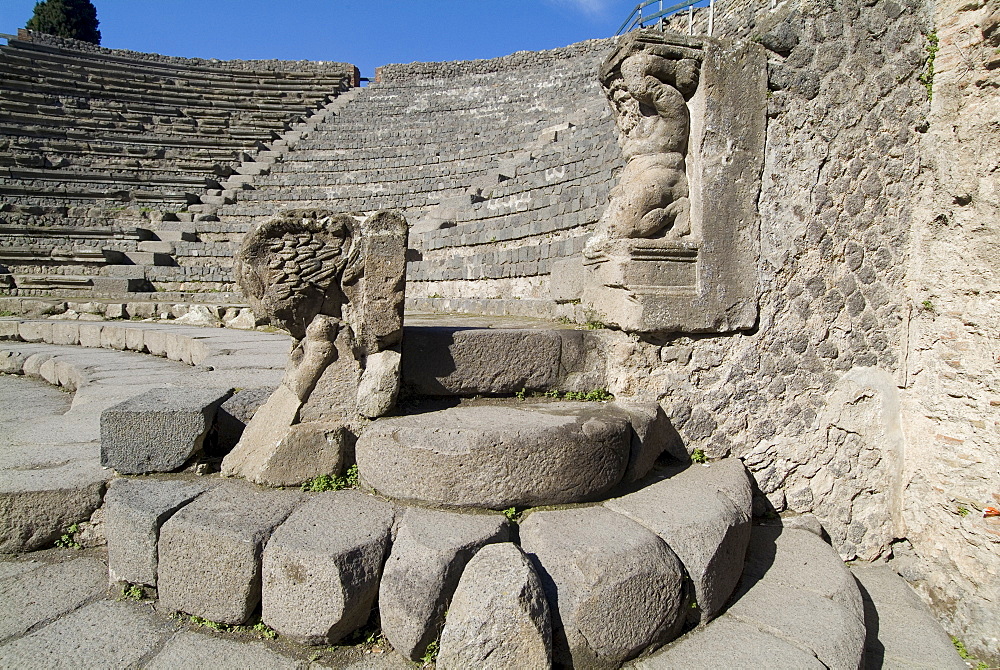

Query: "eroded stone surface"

xmin=438 ymin=543 xmax=551 ymax=670
xmin=519 ymin=506 xmax=685 ymax=668
xmin=262 ymin=490 xmax=395 ymax=644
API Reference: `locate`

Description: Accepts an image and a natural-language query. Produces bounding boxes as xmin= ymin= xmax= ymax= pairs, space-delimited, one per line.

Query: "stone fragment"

xmin=519 ymin=506 xmax=685 ymax=668
xmin=0 ymin=350 xmax=26 ymax=374
xmin=0 ymin=557 xmax=107 ymax=642
xmin=0 ymin=459 xmax=108 ymax=553
xmin=380 ymin=508 xmax=510 ymax=660
xmin=262 ymin=490 xmax=395 ymax=644
xmin=0 ymin=600 xmax=178 ymax=668
xmin=356 ymin=349 xmax=401 ymax=418
xmin=604 ymin=459 xmax=752 ymax=620
xmin=438 ymin=543 xmax=551 ymax=670
xmin=157 ymin=482 xmax=305 ymax=625
xmin=104 ymin=478 xmax=211 ymax=587
xmin=222 ymin=307 xmax=260 ymax=330
xmin=101 ymin=387 xmax=232 ymax=474
xmin=616 ymin=401 xmax=686 ymax=481
xmin=174 ymin=305 xmax=221 ymax=327
xmin=243 ymin=421 xmax=347 ymax=487
xmin=356 ymin=401 xmax=631 ymax=508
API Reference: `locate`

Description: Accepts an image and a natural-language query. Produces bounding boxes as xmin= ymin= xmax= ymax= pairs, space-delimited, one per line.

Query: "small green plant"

xmin=190 ymin=615 xmax=226 ymax=631
xmin=502 ymin=507 xmax=521 ymax=522
xmin=54 ymin=524 xmax=81 ymax=549
xmin=557 ymin=316 xmax=573 ymax=324
xmin=428 ymin=293 xmax=443 ymax=299
xmin=918 ymin=32 xmax=940 ymax=100
xmin=543 ymin=389 xmax=562 ymax=398
xmin=301 ymin=464 xmax=359 ymax=492
xmin=515 ymin=387 xmax=528 ymax=401
xmin=562 ymin=389 xmax=613 ymax=402
xmin=957 ymin=506 xmax=970 ymax=517
xmin=585 ymin=319 xmax=606 ymax=330
xmin=119 ymin=583 xmax=145 ymax=601
xmin=188 ymin=615 xmax=278 ymax=639
xmin=249 ymin=621 xmax=278 ymax=640
xmin=420 ymin=639 xmax=440 ymax=665
xmin=951 ymin=636 xmax=988 ymax=669
xmin=920 ymin=299 xmax=935 ymax=312
xmin=691 ymin=448 xmax=708 ymax=464
xmin=0 ymin=310 xmax=15 ymax=317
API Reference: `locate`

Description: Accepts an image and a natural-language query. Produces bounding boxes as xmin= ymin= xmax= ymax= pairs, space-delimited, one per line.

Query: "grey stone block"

xmin=0 ymin=459 xmax=108 ymax=553
xmin=261 ymin=490 xmax=395 ymax=644
xmin=100 ymin=387 xmax=233 ymax=474
xmin=438 ymin=543 xmax=551 ymax=670
xmin=852 ymin=565 xmax=966 ymax=670
xmin=92 ymin=277 xmax=148 ymax=293
xmin=216 ymin=387 xmax=275 ymax=451
xmin=157 ymin=481 xmax=305 ymax=625
xmin=380 ymin=507 xmax=510 ymax=660
xmin=0 ymin=600 xmax=178 ymax=669
xmin=356 ymin=401 xmax=631 ymax=508
xmin=604 ymin=459 xmax=751 ymax=620
xmin=519 ymin=506 xmax=686 ymax=668
xmin=0 ymin=557 xmax=106 ymax=642
xmin=104 ymin=478 xmax=211 ymax=587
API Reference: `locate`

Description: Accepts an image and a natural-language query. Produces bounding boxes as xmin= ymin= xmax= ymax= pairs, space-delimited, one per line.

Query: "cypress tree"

xmin=25 ymin=0 xmax=102 ymax=45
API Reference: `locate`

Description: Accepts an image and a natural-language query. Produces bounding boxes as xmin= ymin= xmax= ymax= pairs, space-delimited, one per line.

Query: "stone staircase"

xmin=0 ymin=316 xmax=968 ymax=668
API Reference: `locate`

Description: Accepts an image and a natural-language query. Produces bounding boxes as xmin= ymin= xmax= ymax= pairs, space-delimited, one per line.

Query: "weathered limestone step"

xmin=635 ymin=525 xmax=866 ymax=670
xmin=356 ymin=400 xmax=670 ymax=509
xmin=852 ymin=565 xmax=966 ymax=670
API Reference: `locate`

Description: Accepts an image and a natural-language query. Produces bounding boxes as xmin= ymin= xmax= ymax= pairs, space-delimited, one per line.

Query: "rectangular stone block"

xmin=124 ymin=327 xmax=145 ymax=352
xmin=0 ymin=320 xmax=21 ymax=340
xmin=100 ymin=387 xmax=232 ymax=475
xmin=18 ymin=321 xmax=52 ymax=343
xmin=143 ymin=329 xmax=167 ymax=357
xmin=78 ymin=323 xmax=104 ymax=348
xmin=104 ymin=264 xmax=147 ymax=279
xmin=50 ymin=322 xmax=80 ymax=345
xmin=92 ymin=277 xmax=148 ymax=293
xmin=101 ymin=324 xmax=127 ymax=350
xmin=157 ymin=482 xmax=305 ymax=625
xmin=105 ymin=479 xmax=210 ymax=587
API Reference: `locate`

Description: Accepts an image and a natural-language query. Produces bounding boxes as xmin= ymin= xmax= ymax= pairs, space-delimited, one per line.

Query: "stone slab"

xmin=104 ymin=478 xmax=212 ymax=587
xmin=634 ymin=615 xmax=826 ymax=669
xmin=100 ymin=386 xmax=232 ymax=474
xmin=0 ymin=600 xmax=178 ymax=669
xmin=852 ymin=565 xmax=966 ymax=670
xmin=356 ymin=401 xmax=631 ymax=508
xmin=380 ymin=507 xmax=510 ymax=660
xmin=262 ymin=490 xmax=395 ymax=644
xmin=438 ymin=542 xmax=551 ymax=670
xmin=0 ymin=556 xmax=107 ymax=642
xmin=157 ymin=482 xmax=305 ymax=625
xmin=520 ymin=506 xmax=686 ymax=668
xmin=145 ymin=631 xmax=301 ymax=670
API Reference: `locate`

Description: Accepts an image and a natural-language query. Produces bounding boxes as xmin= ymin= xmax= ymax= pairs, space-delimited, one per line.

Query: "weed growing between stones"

xmin=117 ymin=583 xmax=146 ymax=601
xmin=185 ymin=614 xmax=278 ymax=640
xmin=918 ymin=32 xmax=940 ymax=101
xmin=515 ymin=388 xmax=614 ymax=402
xmin=691 ymin=448 xmax=708 ymax=464
xmin=502 ymin=507 xmax=523 ymax=522
xmin=301 ymin=464 xmax=359 ymax=492
xmin=920 ymin=299 xmax=936 ymax=312
xmin=420 ymin=639 xmax=439 ymax=665
xmin=0 ymin=310 xmax=15 ymax=317
xmin=54 ymin=524 xmax=81 ymax=549
xmin=952 ymin=636 xmax=988 ymax=670
xmin=957 ymin=506 xmax=970 ymax=517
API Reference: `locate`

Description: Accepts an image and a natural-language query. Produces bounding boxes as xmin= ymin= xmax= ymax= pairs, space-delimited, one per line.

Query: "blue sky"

xmin=1 ymin=1 xmax=631 ymax=77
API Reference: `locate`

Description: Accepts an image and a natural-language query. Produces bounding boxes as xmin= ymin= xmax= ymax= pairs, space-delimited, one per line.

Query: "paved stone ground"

xmin=0 ymin=546 xmax=416 ymax=669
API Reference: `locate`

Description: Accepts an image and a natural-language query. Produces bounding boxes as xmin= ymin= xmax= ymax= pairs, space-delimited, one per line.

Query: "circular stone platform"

xmin=355 ymin=401 xmax=632 ymax=508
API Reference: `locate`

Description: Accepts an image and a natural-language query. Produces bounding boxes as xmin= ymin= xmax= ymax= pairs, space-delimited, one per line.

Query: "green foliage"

xmin=918 ymin=32 xmax=939 ymax=100
xmin=0 ymin=310 xmax=16 ymax=317
xmin=562 ymin=388 xmax=614 ymax=402
xmin=25 ymin=0 xmax=101 ymax=44
xmin=301 ymin=464 xmax=359 ymax=492
xmin=188 ymin=615 xmax=278 ymax=639
xmin=690 ymin=448 xmax=708 ymax=464
xmin=502 ymin=507 xmax=522 ymax=522
xmin=249 ymin=621 xmax=278 ymax=640
xmin=118 ymin=583 xmax=145 ymax=601
xmin=515 ymin=387 xmax=528 ymax=401
xmin=54 ymin=523 xmax=81 ymax=549
xmin=584 ymin=319 xmax=606 ymax=330
xmin=957 ymin=506 xmax=970 ymax=517
xmin=951 ymin=636 xmax=988 ymax=668
xmin=420 ymin=639 xmax=440 ymax=665
xmin=920 ymin=299 xmax=935 ymax=312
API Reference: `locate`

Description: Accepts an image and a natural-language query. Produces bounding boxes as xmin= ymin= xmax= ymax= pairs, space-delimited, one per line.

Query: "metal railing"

xmin=615 ymin=0 xmax=716 ymax=36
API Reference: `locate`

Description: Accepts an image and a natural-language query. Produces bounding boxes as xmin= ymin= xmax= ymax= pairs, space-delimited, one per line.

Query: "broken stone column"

xmin=221 ymin=209 xmax=408 ymax=486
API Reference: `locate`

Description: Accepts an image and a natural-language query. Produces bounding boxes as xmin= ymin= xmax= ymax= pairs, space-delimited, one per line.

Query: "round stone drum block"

xmin=355 ymin=402 xmax=631 ymax=508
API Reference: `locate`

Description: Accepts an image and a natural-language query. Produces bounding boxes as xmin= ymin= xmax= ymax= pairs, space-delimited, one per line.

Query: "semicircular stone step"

xmin=356 ymin=401 xmax=638 ymax=509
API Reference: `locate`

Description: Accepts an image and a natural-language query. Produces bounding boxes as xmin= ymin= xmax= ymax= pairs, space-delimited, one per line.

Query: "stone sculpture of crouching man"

xmin=585 ymin=49 xmax=699 ymax=258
